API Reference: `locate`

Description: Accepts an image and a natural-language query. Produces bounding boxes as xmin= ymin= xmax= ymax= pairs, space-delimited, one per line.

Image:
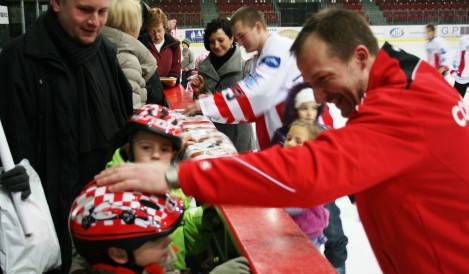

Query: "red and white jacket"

xmin=452 ymin=35 xmax=469 ymax=84
xmin=180 ymin=42 xmax=469 ymax=273
xmin=425 ymin=36 xmax=451 ymax=73
xmin=198 ymin=33 xmax=302 ymax=149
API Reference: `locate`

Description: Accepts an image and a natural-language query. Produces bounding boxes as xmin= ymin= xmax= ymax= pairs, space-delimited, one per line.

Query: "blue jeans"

xmin=324 ymin=201 xmax=348 ymax=268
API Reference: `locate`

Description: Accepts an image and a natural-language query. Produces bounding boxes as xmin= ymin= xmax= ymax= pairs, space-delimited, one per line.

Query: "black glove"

xmin=0 ymin=165 xmax=31 ymax=200
xmin=209 ymin=256 xmax=251 ymax=274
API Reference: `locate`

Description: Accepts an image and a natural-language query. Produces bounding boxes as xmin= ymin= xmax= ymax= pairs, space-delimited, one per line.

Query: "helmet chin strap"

xmin=121 ymin=248 xmax=144 ymax=273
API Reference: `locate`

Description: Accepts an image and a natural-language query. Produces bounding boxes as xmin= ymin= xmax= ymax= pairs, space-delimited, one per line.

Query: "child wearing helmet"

xmin=103 ymin=104 xmax=218 ymax=273
xmin=69 ymin=182 xmax=185 ymax=274
xmin=70 ymin=105 xmax=249 ymax=274
xmin=109 ymin=104 xmax=184 ymax=165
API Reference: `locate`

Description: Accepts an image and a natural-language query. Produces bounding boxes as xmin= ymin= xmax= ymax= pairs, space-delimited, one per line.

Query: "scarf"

xmin=209 ymin=43 xmax=236 ymax=71
xmin=44 ymin=10 xmax=129 ymax=154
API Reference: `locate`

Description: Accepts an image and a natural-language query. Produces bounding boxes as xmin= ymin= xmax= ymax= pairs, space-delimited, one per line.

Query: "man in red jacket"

xmin=97 ymin=8 xmax=469 ymax=273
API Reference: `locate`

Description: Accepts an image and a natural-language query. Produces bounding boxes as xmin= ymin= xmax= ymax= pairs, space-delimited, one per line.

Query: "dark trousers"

xmin=454 ymin=81 xmax=469 ymax=98
xmin=324 ymin=201 xmax=348 ymax=268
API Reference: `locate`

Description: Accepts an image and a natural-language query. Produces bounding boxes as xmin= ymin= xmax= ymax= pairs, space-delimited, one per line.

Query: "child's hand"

xmin=189 ymin=74 xmax=205 ymax=94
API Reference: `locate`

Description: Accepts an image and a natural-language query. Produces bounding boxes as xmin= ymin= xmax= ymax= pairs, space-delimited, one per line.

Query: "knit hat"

xmin=182 ymin=39 xmax=191 ymax=47
xmin=294 ymin=88 xmax=315 ymax=108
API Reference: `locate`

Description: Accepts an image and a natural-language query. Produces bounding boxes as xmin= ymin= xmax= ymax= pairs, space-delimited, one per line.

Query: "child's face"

xmin=134 ymin=236 xmax=172 ymax=267
xmin=297 ymin=101 xmax=320 ymax=123
xmin=284 ymin=125 xmax=310 ymax=148
xmin=132 ymin=131 xmax=175 ymax=164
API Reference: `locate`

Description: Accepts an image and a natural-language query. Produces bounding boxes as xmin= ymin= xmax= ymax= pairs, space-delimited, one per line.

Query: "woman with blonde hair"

xmin=140 ymin=7 xmax=181 ymax=87
xmin=101 ymin=0 xmax=156 ymax=109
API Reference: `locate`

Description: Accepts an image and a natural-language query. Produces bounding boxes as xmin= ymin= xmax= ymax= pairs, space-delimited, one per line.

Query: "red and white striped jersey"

xmin=425 ymin=36 xmax=451 ymax=72
xmin=198 ymin=33 xmax=303 ymax=149
xmin=452 ymin=35 xmax=469 ymax=84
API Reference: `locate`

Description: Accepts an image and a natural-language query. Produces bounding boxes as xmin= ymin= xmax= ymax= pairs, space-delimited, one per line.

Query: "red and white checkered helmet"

xmin=69 ymin=180 xmax=184 ymax=262
xmin=128 ymin=104 xmax=183 ymax=150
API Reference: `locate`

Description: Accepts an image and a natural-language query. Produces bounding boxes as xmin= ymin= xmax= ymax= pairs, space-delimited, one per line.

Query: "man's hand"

xmin=0 ymin=165 xmax=31 ymax=200
xmin=183 ymin=100 xmax=202 ymax=115
xmin=438 ymin=66 xmax=448 ymax=75
xmin=95 ymin=162 xmax=170 ymax=194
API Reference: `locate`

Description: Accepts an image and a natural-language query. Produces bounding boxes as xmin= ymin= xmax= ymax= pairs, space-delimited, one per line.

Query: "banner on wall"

xmin=370 ymin=24 xmax=469 ymax=41
xmin=184 ymin=29 xmax=205 ymax=43
xmin=179 ymin=24 xmax=469 ymax=46
xmin=0 ymin=6 xmax=8 ymax=25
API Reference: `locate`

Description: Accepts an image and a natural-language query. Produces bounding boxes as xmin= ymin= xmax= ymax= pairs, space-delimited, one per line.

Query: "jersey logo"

xmin=243 ymin=72 xmax=263 ymax=89
xmin=452 ymin=99 xmax=469 ymax=127
xmin=260 ymin=56 xmax=281 ymax=68
xmin=225 ymin=84 xmax=244 ymax=101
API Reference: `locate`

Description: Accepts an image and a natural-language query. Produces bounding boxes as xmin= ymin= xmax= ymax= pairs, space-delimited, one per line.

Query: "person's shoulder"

xmin=266 ymin=33 xmax=293 ymax=48
xmin=260 ymin=34 xmax=293 ymax=60
xmin=107 ymin=28 xmax=147 ymax=56
xmin=164 ymin=33 xmax=180 ymax=50
xmin=1 ymin=35 xmax=26 ymax=56
xmin=138 ymin=32 xmax=151 ymax=45
xmin=198 ymin=57 xmax=212 ymax=73
xmin=101 ymin=26 xmax=129 ymax=48
xmin=101 ymin=35 xmax=119 ymax=54
xmin=0 ymin=35 xmax=28 ymax=66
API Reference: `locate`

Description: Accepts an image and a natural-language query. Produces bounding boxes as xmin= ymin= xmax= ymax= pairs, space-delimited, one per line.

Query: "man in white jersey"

xmin=452 ymin=34 xmax=469 ymax=97
xmin=184 ymin=7 xmax=302 ymax=149
xmin=425 ymin=23 xmax=451 ymax=75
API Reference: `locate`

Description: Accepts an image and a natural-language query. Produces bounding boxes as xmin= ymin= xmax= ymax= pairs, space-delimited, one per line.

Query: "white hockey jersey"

xmin=199 ymin=33 xmax=302 ymax=149
xmin=425 ymin=36 xmax=451 ymax=73
xmin=452 ymin=35 xmax=469 ymax=84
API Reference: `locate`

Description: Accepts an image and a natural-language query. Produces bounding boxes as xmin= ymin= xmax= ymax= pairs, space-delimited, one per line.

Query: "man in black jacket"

xmin=0 ymin=0 xmax=133 ymax=272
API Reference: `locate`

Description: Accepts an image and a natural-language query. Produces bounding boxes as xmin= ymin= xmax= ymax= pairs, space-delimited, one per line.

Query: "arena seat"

xmin=152 ymin=0 xmax=202 ymax=27
xmin=375 ymin=0 xmax=468 ymax=24
xmin=216 ymin=0 xmax=279 ymax=25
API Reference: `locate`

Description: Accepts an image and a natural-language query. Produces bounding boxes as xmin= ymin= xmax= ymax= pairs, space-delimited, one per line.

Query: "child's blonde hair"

xmin=289 ymin=120 xmax=322 ymax=140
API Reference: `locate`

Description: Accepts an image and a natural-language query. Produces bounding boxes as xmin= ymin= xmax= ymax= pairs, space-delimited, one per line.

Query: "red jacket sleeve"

xmin=179 ymin=90 xmax=425 ymax=207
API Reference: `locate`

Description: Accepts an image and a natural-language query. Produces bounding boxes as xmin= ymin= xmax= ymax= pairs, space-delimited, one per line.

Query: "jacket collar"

xmin=161 ymin=33 xmax=179 ymax=50
xmin=199 ymin=46 xmax=242 ymax=82
xmin=23 ymin=13 xmax=63 ymax=63
xmin=368 ymin=42 xmax=421 ymax=91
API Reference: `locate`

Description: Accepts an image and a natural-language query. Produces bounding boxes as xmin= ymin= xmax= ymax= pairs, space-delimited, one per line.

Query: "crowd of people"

xmin=0 ymin=0 xmax=468 ymax=273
